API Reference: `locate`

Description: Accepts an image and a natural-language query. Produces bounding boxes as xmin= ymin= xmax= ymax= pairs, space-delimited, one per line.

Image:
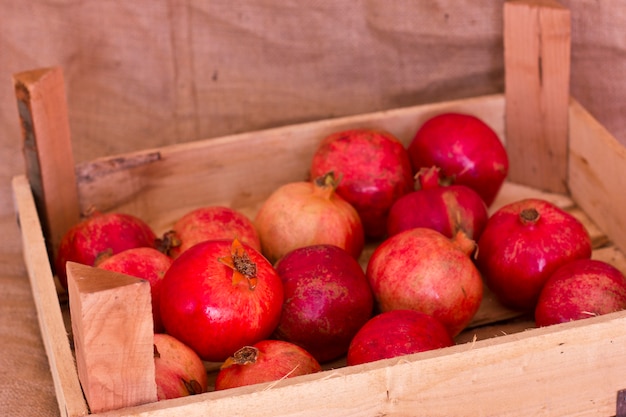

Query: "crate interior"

xmin=47 ymin=94 xmax=626 ymax=396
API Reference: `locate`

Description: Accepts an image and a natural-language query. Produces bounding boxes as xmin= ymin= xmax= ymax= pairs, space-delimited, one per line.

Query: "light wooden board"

xmin=11 ymin=175 xmax=89 ymax=417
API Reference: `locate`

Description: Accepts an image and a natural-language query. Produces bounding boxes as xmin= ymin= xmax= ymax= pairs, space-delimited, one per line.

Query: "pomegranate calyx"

xmin=520 ymin=208 xmax=540 ymax=225
xmin=182 ymin=378 xmax=203 ymax=395
xmin=416 ymin=166 xmax=442 ymax=190
xmin=220 ymin=346 xmax=259 ymax=369
xmin=415 ymin=166 xmax=454 ymax=190
xmin=218 ymin=238 xmax=258 ymax=290
xmin=156 ymin=230 xmax=182 ymax=256
xmin=452 ymin=230 xmax=477 ymax=257
xmin=313 ymin=171 xmax=342 ymax=200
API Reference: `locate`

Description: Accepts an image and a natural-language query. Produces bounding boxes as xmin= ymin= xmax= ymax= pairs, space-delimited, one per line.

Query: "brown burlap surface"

xmin=0 ymin=1 xmax=624 ymax=416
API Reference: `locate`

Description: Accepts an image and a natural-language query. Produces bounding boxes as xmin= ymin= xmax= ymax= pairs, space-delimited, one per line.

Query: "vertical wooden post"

xmin=504 ymin=0 xmax=571 ymax=193
xmin=67 ymin=262 xmax=157 ymax=413
xmin=13 ymin=67 xmax=81 ymax=268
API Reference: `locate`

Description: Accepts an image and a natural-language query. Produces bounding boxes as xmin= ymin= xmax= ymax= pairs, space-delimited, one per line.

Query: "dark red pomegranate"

xmin=476 ymin=198 xmax=592 ymax=311
xmin=407 ymin=113 xmax=509 ymax=207
xmin=387 ymin=166 xmax=489 ymax=240
xmin=272 ymin=244 xmax=374 ymax=363
xmin=310 ymin=128 xmax=414 ymax=239
xmin=347 ymin=309 xmax=454 ymax=366
xmin=55 ymin=212 xmax=157 ymax=289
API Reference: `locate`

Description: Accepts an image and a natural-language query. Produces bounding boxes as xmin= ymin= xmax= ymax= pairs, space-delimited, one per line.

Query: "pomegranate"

xmin=153 ymin=333 xmax=208 ymax=400
xmin=310 ymin=128 xmax=414 ymax=239
xmin=55 ymin=212 xmax=157 ymax=289
xmin=97 ymin=247 xmax=172 ymax=332
xmin=387 ymin=166 xmax=488 ymax=240
xmin=254 ymin=172 xmax=364 ymax=264
xmin=407 ymin=113 xmax=509 ymax=207
xmin=366 ymin=227 xmax=483 ymax=337
xmin=346 ymin=309 xmax=454 ymax=366
xmin=215 ymin=340 xmax=321 ymax=390
xmin=535 ymin=259 xmax=626 ymax=327
xmin=272 ymin=244 xmax=374 ymax=363
xmin=159 ymin=238 xmax=284 ymax=362
xmin=159 ymin=206 xmax=261 ymax=259
xmin=476 ymin=198 xmax=592 ymax=311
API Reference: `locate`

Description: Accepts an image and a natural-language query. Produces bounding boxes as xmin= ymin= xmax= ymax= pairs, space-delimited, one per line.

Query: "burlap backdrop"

xmin=1 ymin=1 xmax=624 ymax=416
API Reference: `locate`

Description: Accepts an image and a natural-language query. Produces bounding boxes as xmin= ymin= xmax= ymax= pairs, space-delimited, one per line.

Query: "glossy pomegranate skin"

xmin=55 ymin=212 xmax=157 ymax=289
xmin=407 ymin=113 xmax=509 ymax=207
xmin=166 ymin=206 xmax=260 ymax=259
xmin=98 ymin=247 xmax=173 ymax=332
xmin=215 ymin=340 xmax=322 ymax=390
xmin=535 ymin=259 xmax=626 ymax=327
xmin=272 ymin=244 xmax=374 ymax=363
xmin=254 ymin=175 xmax=364 ymax=264
xmin=310 ymin=128 xmax=414 ymax=239
xmin=476 ymin=198 xmax=592 ymax=312
xmin=347 ymin=309 xmax=454 ymax=366
xmin=159 ymin=239 xmax=284 ymax=362
xmin=387 ymin=166 xmax=489 ymax=240
xmin=366 ymin=228 xmax=483 ymax=337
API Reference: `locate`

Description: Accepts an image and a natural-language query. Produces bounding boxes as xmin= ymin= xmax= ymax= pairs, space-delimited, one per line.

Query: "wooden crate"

xmin=11 ymin=2 xmax=626 ymax=416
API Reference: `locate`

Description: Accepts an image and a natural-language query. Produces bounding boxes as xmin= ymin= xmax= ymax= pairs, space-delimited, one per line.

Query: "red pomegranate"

xmin=476 ymin=198 xmax=592 ymax=311
xmin=407 ymin=113 xmax=509 ymax=207
xmin=272 ymin=244 xmax=374 ymax=363
xmin=535 ymin=259 xmax=626 ymax=327
xmin=97 ymin=247 xmax=172 ymax=332
xmin=159 ymin=238 xmax=284 ymax=362
xmin=366 ymin=227 xmax=483 ymax=337
xmin=254 ymin=172 xmax=364 ymax=264
xmin=55 ymin=212 xmax=157 ymax=289
xmin=215 ymin=340 xmax=321 ymax=390
xmin=160 ymin=206 xmax=261 ymax=259
xmin=153 ymin=333 xmax=208 ymax=400
xmin=387 ymin=166 xmax=489 ymax=240
xmin=310 ymin=128 xmax=414 ymax=239
xmin=347 ymin=309 xmax=454 ymax=366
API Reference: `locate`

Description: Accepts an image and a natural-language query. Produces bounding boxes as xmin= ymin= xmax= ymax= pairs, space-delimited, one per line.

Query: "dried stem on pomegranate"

xmin=520 ymin=208 xmax=540 ymax=224
xmin=155 ymin=230 xmax=182 ymax=256
xmin=221 ymin=346 xmax=259 ymax=369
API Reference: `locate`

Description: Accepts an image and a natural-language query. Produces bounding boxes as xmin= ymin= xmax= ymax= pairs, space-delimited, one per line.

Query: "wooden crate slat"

xmin=11 ymin=175 xmax=89 ymax=417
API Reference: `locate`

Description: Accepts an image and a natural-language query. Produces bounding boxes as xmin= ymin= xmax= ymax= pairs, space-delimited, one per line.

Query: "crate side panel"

xmin=11 ymin=175 xmax=89 ymax=417
xmin=568 ymin=99 xmax=626 ymax=255
xmin=95 ymin=310 xmax=626 ymax=417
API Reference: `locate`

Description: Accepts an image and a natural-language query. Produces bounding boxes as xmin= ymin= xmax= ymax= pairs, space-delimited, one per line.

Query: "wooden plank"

xmin=13 ymin=67 xmax=81 ymax=267
xmin=11 ymin=175 xmax=89 ymax=417
xmin=504 ymin=0 xmax=571 ymax=193
xmin=67 ymin=262 xmax=157 ymax=413
xmin=95 ymin=309 xmax=626 ymax=417
xmin=568 ymin=99 xmax=626 ymax=256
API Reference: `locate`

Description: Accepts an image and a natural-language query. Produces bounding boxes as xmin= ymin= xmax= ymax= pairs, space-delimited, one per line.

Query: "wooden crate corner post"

xmin=66 ymin=262 xmax=157 ymax=413
xmin=13 ymin=66 xmax=81 ymax=268
xmin=504 ymin=0 xmax=571 ymax=193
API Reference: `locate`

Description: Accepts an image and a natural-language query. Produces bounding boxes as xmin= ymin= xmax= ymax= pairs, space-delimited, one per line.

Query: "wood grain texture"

xmin=11 ymin=176 xmax=88 ymax=417
xmin=13 ymin=67 xmax=81 ymax=265
xmin=504 ymin=0 xmax=571 ymax=193
xmin=67 ymin=262 xmax=156 ymax=414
